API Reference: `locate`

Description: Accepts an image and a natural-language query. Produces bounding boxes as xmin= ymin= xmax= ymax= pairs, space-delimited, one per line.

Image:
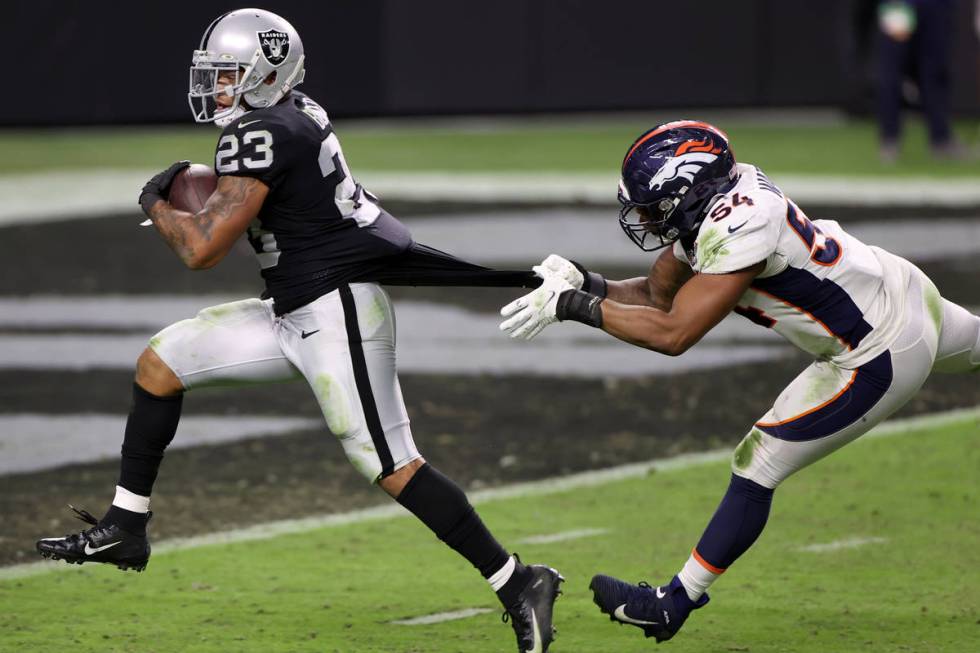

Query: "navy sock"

xmin=694 ymin=474 xmax=774 ymax=570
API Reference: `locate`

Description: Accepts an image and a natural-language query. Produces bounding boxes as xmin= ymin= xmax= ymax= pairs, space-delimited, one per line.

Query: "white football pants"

xmin=150 ymin=283 xmax=419 ymax=482
xmin=734 ymin=262 xmax=979 ymax=489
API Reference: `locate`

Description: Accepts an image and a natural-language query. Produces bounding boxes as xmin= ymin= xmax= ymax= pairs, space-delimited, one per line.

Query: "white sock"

xmin=487 ymin=555 xmax=517 ymax=592
xmin=677 ymin=552 xmax=722 ymax=601
xmin=112 ymin=485 xmax=150 ymax=514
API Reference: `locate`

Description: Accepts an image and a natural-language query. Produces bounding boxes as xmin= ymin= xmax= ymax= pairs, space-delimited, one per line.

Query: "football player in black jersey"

xmin=35 ymin=9 xmax=561 ymax=652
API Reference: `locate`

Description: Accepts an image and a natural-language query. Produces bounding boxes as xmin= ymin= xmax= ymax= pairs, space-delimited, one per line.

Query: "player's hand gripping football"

xmin=138 ymin=160 xmax=191 ymax=217
xmin=499 ymin=268 xmax=575 ymax=340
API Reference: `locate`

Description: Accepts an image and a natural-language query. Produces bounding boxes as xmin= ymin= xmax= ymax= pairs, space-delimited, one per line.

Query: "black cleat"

xmin=503 ymin=563 xmax=564 ymax=653
xmin=589 ymin=574 xmax=708 ymax=643
xmin=36 ymin=505 xmax=151 ymax=572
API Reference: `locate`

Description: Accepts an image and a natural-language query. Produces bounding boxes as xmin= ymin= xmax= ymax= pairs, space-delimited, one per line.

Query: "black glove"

xmin=139 ymin=160 xmax=190 ymax=216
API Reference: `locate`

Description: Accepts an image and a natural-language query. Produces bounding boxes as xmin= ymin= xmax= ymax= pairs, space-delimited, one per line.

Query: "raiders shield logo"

xmin=258 ymin=29 xmax=290 ymax=65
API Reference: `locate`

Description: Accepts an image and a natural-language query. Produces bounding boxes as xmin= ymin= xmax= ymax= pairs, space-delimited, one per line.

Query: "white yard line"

xmin=0 ymin=295 xmax=788 ymax=377
xmin=517 ymin=528 xmax=609 ymax=545
xmin=0 ymin=415 xmax=322 ymax=475
xmin=796 ymin=537 xmax=889 ymax=553
xmin=2 ymin=170 xmax=980 ymax=227
xmin=2 ymin=406 xmax=976 ymax=581
xmin=389 ymin=608 xmax=495 ymax=626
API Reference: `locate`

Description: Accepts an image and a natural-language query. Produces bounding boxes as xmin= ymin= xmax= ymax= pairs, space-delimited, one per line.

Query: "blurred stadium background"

xmin=1 ymin=1 xmax=978 ymax=651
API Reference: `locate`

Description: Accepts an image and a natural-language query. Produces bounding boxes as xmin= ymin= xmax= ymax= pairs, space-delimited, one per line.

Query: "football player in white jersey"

xmin=499 ymin=120 xmax=980 ymax=643
xmin=35 ymin=9 xmax=562 ymax=652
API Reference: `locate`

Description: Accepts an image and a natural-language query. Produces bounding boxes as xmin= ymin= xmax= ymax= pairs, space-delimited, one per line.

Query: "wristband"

xmin=583 ymin=270 xmax=608 ymax=298
xmin=555 ymin=289 xmax=604 ymax=328
xmin=571 ymin=260 xmax=607 ymax=298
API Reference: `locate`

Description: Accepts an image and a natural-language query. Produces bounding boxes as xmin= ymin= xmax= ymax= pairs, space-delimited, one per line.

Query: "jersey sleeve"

xmin=693 ymin=193 xmax=781 ymax=274
xmin=672 ymin=240 xmax=690 ymax=265
xmin=214 ymin=119 xmax=296 ymax=190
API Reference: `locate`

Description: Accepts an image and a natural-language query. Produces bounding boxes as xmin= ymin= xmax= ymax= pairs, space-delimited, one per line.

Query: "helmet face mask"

xmin=188 ymin=9 xmax=306 ymax=125
xmin=188 ymin=53 xmax=255 ymax=124
xmin=618 ymin=186 xmax=683 ymax=251
xmin=618 ymin=120 xmax=738 ymax=252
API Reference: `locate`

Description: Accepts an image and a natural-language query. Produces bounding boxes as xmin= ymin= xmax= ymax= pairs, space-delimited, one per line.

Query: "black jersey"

xmin=215 ymin=92 xmax=412 ymax=314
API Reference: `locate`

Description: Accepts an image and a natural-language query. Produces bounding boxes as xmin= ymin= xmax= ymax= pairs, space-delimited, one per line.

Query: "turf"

xmin=2 ymin=118 xmax=979 ymax=178
xmin=1 ymin=415 xmax=977 ymax=652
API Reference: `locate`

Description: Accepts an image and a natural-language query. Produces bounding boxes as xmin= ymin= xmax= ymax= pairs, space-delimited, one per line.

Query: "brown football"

xmin=168 ymin=163 xmax=218 ymax=213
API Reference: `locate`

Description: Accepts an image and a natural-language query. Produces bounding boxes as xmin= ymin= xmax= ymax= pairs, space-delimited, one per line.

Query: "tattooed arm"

xmin=146 ymin=175 xmax=269 ymax=269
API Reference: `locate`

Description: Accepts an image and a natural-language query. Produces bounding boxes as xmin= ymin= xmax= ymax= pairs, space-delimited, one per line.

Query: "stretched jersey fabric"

xmin=673 ymin=163 xmax=910 ymax=369
xmin=215 ymin=92 xmax=535 ymax=314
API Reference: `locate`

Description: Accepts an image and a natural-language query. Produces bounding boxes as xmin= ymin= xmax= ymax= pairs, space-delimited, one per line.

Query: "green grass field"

xmin=2 ymin=414 xmax=976 ymax=653
xmin=2 ymin=118 xmax=979 ymax=178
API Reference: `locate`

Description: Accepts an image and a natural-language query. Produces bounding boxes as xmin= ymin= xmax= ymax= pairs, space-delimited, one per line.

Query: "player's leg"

xmin=283 ymin=283 xmax=562 ymax=653
xmin=910 ymin=0 xmax=954 ymax=151
xmin=931 ymin=298 xmax=980 ymax=373
xmin=874 ymin=18 xmax=910 ymax=159
xmin=36 ymin=298 xmax=300 ymax=570
xmin=593 ymin=272 xmax=943 ymax=642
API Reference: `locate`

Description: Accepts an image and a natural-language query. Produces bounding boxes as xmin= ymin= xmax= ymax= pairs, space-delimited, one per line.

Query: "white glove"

xmin=499 ymin=274 xmax=574 ymax=340
xmin=533 ymin=254 xmax=584 ymax=289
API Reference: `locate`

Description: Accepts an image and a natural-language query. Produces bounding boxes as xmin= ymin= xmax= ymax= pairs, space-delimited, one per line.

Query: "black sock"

xmin=101 ymin=505 xmax=149 ymax=536
xmin=396 ymin=463 xmax=532 ymax=604
xmin=101 ymin=383 xmax=182 ymax=533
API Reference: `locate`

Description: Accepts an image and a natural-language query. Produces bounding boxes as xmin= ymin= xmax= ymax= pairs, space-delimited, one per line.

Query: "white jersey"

xmin=673 ymin=163 xmax=911 ymax=368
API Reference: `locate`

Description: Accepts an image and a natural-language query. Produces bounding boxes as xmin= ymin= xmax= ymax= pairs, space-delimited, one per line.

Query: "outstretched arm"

xmin=146 ymin=175 xmax=269 ymax=269
xmin=606 ymin=247 xmax=694 ymax=310
xmin=600 ymin=261 xmax=764 ymax=356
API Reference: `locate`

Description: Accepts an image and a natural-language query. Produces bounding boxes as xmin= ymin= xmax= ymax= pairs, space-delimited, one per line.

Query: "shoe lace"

xmin=625 ymin=581 xmax=663 ymax=620
xmin=60 ymin=505 xmax=105 ymax=543
xmin=69 ymin=505 xmax=99 ymax=526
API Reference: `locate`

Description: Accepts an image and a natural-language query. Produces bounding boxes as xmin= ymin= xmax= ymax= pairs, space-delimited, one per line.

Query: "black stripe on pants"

xmin=339 ymin=284 xmax=395 ymax=477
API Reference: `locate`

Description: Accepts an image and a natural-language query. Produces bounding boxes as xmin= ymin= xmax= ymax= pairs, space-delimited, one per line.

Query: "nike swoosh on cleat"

xmin=84 ymin=541 xmax=122 ymax=555
xmin=238 ymin=119 xmax=262 ymax=129
xmin=613 ymin=604 xmax=659 ymax=626
xmin=525 ymin=608 xmax=543 ymax=653
xmin=728 ymin=220 xmax=749 ymax=233
xmin=656 ymin=587 xmax=667 ymax=599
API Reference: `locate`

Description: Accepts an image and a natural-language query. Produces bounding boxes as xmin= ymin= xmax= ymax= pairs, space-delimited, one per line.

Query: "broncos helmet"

xmin=188 ymin=8 xmax=306 ymax=126
xmin=618 ymin=120 xmax=739 ymax=251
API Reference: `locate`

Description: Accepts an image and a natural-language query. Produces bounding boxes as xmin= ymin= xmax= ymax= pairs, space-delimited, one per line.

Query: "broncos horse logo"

xmin=646 ymin=138 xmax=724 ymax=191
xmin=647 ymin=151 xmax=719 ymax=191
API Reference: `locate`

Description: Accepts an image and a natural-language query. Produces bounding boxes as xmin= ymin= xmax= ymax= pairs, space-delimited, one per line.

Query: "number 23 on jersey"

xmin=216 ymin=130 xmax=274 ymax=172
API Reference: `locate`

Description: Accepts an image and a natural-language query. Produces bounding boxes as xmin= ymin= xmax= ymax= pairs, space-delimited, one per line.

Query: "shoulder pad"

xmin=693 ymin=191 xmax=783 ymax=273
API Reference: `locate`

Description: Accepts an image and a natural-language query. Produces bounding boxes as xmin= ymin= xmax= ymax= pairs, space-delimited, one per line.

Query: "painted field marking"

xmin=390 ymin=608 xmax=495 ymax=626
xmin=4 ymin=170 xmax=980 ymax=227
xmin=2 ymin=406 xmax=976 ymax=582
xmin=797 ymin=536 xmax=889 ymax=553
xmin=517 ymin=528 xmax=609 ymax=545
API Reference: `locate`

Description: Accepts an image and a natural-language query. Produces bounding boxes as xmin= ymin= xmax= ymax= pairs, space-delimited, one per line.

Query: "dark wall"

xmin=7 ymin=0 xmax=978 ymax=126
